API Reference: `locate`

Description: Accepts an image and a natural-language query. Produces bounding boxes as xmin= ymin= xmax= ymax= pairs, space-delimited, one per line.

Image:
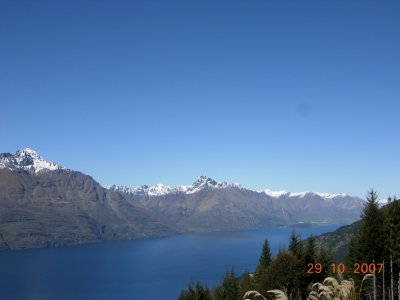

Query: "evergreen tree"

xmin=258 ymin=239 xmax=272 ymax=269
xmin=213 ymin=269 xmax=240 ymax=300
xmin=347 ymin=189 xmax=385 ymax=298
xmin=260 ymin=250 xmax=298 ymax=297
xmin=288 ymin=231 xmax=304 ymax=299
xmin=288 ymin=231 xmax=303 ymax=258
xmin=179 ymin=281 xmax=212 ymax=300
xmin=383 ymin=197 xmax=400 ymax=264
xmin=253 ymin=239 xmax=272 ymax=286
xmin=299 ymin=236 xmax=320 ymax=298
xmin=317 ymin=246 xmax=333 ymax=278
xmin=382 ymin=197 xmax=400 ymax=299
xmin=238 ymin=272 xmax=255 ymax=299
xmin=348 ymin=189 xmax=384 ymax=263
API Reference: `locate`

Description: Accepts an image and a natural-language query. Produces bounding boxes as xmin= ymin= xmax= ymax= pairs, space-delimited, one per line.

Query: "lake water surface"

xmin=0 ymin=224 xmax=342 ymax=300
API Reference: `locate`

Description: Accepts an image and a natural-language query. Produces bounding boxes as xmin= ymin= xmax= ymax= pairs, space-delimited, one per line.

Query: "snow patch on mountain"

xmin=316 ymin=192 xmax=348 ymax=199
xmin=260 ymin=190 xmax=349 ymax=200
xmin=261 ymin=189 xmax=290 ymax=198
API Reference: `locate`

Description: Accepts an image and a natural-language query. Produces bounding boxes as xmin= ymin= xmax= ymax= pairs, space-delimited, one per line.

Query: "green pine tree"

xmin=382 ymin=196 xmax=400 ymax=299
xmin=253 ymin=239 xmax=272 ymax=286
xmin=261 ymin=250 xmax=298 ymax=297
xmin=179 ymin=281 xmax=212 ymax=300
xmin=300 ymin=236 xmax=320 ymax=298
xmin=348 ymin=189 xmax=384 ymax=262
xmin=259 ymin=239 xmax=272 ymax=269
xmin=288 ymin=231 xmax=304 ymax=299
xmin=238 ymin=272 xmax=255 ymax=299
xmin=213 ymin=269 xmax=240 ymax=300
xmin=288 ymin=231 xmax=303 ymax=258
xmin=383 ymin=196 xmax=400 ymax=264
xmin=347 ymin=189 xmax=385 ymax=298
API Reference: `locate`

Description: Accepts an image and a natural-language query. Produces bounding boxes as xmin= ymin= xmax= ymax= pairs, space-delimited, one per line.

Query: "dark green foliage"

xmin=213 ymin=269 xmax=240 ymax=300
xmin=348 ymin=189 xmax=385 ymax=293
xmin=302 ymin=237 xmax=319 ymax=282
xmin=259 ymin=239 xmax=272 ymax=269
xmin=346 ymin=190 xmax=400 ymax=299
xmin=253 ymin=239 xmax=272 ymax=284
xmin=303 ymin=236 xmax=318 ymax=265
xmin=251 ymin=231 xmax=334 ymax=299
xmin=317 ymin=246 xmax=333 ymax=279
xmin=238 ymin=272 xmax=255 ymax=298
xmin=298 ymin=236 xmax=332 ymax=298
xmin=382 ymin=197 xmax=400 ymax=299
xmin=349 ymin=189 xmax=384 ymax=262
xmin=288 ymin=231 xmax=303 ymax=258
xmin=383 ymin=197 xmax=400 ymax=264
xmin=259 ymin=251 xmax=298 ymax=296
xmin=287 ymin=231 xmax=304 ymax=299
xmin=179 ymin=281 xmax=212 ymax=300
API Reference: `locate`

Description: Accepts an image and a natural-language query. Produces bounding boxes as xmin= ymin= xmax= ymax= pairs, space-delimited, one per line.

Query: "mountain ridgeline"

xmin=110 ymin=177 xmax=364 ymax=233
xmin=0 ymin=149 xmax=365 ymax=250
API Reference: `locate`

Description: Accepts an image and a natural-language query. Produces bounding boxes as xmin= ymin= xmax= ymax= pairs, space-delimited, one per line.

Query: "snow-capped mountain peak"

xmin=186 ymin=175 xmax=218 ymax=193
xmin=0 ymin=148 xmax=63 ymax=173
xmin=192 ymin=175 xmax=216 ymax=187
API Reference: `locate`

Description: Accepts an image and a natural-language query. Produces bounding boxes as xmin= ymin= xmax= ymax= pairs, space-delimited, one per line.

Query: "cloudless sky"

xmin=1 ymin=0 xmax=399 ymax=198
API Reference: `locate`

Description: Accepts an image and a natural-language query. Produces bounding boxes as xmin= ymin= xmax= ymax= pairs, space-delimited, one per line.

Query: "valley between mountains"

xmin=0 ymin=149 xmax=365 ymax=250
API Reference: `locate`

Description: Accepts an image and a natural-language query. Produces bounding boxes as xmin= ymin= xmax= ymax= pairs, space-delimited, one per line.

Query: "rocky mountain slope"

xmin=0 ymin=149 xmax=175 ymax=250
xmin=313 ymin=221 xmax=360 ymax=261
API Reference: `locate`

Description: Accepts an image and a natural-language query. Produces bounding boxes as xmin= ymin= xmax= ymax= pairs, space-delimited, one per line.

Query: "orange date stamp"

xmin=307 ymin=262 xmax=383 ymax=274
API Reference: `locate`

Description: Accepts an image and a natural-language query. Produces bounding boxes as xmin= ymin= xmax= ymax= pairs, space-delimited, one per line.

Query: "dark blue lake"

xmin=0 ymin=224 xmax=342 ymax=300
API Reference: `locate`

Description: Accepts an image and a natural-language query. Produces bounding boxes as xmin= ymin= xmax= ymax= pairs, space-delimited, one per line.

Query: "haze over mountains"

xmin=0 ymin=149 xmax=365 ymax=250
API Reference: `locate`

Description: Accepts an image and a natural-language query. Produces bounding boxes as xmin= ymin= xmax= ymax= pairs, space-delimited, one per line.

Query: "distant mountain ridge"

xmin=111 ymin=176 xmax=365 ymax=232
xmin=0 ymin=149 xmax=366 ymax=250
xmin=109 ymin=175 xmax=351 ymax=201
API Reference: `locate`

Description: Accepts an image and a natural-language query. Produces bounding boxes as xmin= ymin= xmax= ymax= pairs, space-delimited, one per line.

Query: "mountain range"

xmin=110 ymin=176 xmax=364 ymax=232
xmin=0 ymin=149 xmax=366 ymax=250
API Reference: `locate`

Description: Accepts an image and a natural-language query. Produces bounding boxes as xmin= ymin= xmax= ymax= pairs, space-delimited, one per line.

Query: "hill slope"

xmin=314 ymin=221 xmax=360 ymax=261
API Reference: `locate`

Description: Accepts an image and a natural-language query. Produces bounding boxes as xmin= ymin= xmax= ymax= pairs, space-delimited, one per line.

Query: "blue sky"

xmin=1 ymin=0 xmax=399 ymax=198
